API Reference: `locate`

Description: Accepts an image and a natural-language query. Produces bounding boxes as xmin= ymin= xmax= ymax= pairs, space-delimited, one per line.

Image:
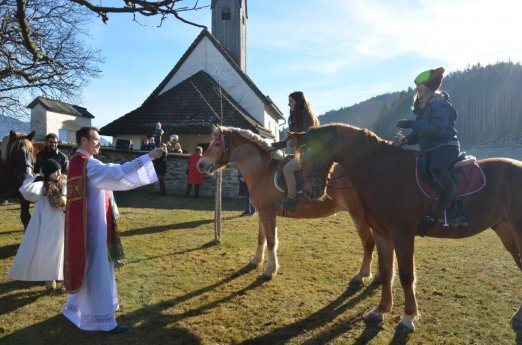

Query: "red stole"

xmin=64 ymin=154 xmax=125 ymax=293
xmin=64 ymin=153 xmax=89 ymax=293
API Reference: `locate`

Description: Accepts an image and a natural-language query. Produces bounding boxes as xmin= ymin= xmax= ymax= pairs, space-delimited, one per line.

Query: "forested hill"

xmin=319 ymin=62 xmax=522 ymax=147
xmin=319 ymin=93 xmax=401 ymax=129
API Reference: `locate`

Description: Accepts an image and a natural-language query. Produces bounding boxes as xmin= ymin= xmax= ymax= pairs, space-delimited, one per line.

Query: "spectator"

xmin=238 ymin=170 xmax=255 ymax=216
xmin=153 ymin=122 xmax=164 ymax=145
xmin=185 ymin=146 xmax=204 ymax=198
xmin=173 ymin=142 xmax=182 ymax=153
xmin=153 ymin=144 xmax=168 ymax=195
xmin=141 ymin=138 xmax=149 ymax=151
xmin=147 ymin=137 xmax=156 ymax=150
xmin=34 ymin=133 xmax=69 ymax=174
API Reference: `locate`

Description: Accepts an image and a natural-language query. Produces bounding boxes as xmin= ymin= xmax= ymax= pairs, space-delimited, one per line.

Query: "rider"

xmin=396 ymin=67 xmax=468 ymax=227
xmin=271 ymin=91 xmax=320 ymax=211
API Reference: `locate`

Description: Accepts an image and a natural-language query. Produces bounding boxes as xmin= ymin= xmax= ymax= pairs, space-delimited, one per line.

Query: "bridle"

xmin=4 ymin=137 xmax=34 ymax=180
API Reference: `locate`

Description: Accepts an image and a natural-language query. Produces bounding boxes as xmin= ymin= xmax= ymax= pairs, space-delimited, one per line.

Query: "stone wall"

xmin=58 ymin=145 xmax=241 ymax=198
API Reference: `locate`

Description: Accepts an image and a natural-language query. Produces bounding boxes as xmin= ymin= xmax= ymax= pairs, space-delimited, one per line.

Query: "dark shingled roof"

xmin=143 ymin=29 xmax=283 ymax=121
xmin=100 ymin=71 xmax=274 ymax=138
xmin=27 ymin=96 xmax=94 ymax=118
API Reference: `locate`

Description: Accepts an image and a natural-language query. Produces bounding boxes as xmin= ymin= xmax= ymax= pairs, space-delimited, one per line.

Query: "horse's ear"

xmin=216 ymin=124 xmax=223 ymax=132
xmin=26 ymin=131 xmax=35 ymax=142
xmin=9 ymin=130 xmax=16 ymax=141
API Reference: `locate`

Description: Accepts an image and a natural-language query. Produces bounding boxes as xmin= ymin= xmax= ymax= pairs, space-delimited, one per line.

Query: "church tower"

xmin=211 ymin=0 xmax=247 ymax=72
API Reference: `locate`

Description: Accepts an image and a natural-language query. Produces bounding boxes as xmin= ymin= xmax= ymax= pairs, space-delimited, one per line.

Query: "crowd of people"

xmin=6 ymin=66 xmax=466 ymax=333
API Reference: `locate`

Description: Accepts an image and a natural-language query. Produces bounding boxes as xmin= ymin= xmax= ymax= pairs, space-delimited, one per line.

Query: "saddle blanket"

xmin=415 ymin=158 xmax=486 ymax=199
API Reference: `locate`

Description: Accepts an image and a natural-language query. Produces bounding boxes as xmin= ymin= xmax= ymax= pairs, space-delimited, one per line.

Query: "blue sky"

xmin=82 ymin=0 xmax=522 ymax=129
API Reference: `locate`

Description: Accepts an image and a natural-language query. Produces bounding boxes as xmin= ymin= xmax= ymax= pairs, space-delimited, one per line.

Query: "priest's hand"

xmin=149 ymin=148 xmax=164 ymax=160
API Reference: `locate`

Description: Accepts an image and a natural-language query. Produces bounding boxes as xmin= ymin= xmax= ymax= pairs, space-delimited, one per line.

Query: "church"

xmin=100 ymin=0 xmax=284 ymax=151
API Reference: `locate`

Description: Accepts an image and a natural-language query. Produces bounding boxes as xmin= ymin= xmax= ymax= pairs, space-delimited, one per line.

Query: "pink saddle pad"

xmin=415 ymin=159 xmax=486 ymax=199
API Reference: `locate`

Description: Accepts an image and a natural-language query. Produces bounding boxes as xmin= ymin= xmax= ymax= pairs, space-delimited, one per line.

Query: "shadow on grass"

xmin=0 ymin=288 xmax=48 ymax=316
xmin=114 ymin=191 xmax=244 ymax=212
xmin=0 ymin=243 xmax=19 ymax=260
xmin=240 ymin=282 xmax=380 ymax=345
xmin=0 ymin=230 xmax=24 ymax=237
xmin=120 ymin=216 xmax=238 ymax=237
xmin=126 ymin=240 xmax=219 ymax=265
xmin=0 ymin=265 xmax=261 ymax=345
xmin=0 ymin=314 xmax=202 ymax=345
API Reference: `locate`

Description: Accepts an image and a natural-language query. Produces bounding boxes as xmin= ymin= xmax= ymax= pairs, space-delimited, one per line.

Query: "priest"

xmin=62 ymin=126 xmax=164 ymax=333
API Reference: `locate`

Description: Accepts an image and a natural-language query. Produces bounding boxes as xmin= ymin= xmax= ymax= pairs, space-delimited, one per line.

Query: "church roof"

xmin=27 ymin=96 xmax=94 ymax=118
xmin=99 ymin=71 xmax=274 ymax=138
xmin=143 ymin=29 xmax=283 ymax=120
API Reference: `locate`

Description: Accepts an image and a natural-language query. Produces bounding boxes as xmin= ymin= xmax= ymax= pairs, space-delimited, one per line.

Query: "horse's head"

xmin=291 ymin=126 xmax=339 ymax=199
xmin=1 ymin=130 xmax=36 ymax=179
xmin=198 ymin=125 xmax=231 ymax=174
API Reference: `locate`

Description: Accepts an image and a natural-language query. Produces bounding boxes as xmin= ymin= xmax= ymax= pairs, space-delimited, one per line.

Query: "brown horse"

xmin=0 ymin=130 xmax=37 ymax=229
xmin=197 ymin=125 xmax=377 ymax=281
xmin=291 ymin=123 xmax=522 ymax=332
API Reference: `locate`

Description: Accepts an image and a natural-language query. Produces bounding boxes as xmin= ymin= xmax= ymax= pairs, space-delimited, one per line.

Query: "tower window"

xmin=221 ymin=7 xmax=231 ymax=20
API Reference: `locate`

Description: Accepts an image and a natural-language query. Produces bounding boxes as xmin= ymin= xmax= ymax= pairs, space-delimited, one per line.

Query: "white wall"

xmin=30 ymin=104 xmax=48 ymax=141
xmin=159 ymin=36 xmax=267 ymax=125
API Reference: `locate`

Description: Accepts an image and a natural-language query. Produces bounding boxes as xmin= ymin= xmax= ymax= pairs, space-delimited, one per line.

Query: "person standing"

xmin=271 ymin=91 xmax=320 ymax=211
xmin=396 ymin=67 xmax=468 ymax=226
xmin=185 ymin=146 xmax=204 ymax=198
xmin=34 ymin=133 xmax=69 ymax=174
xmin=153 ymin=122 xmax=164 ymax=146
xmin=62 ymin=127 xmax=163 ymax=333
xmin=9 ymin=159 xmax=67 ymax=290
xmin=238 ymin=170 xmax=255 ymax=216
xmin=153 ymin=144 xmax=168 ymax=195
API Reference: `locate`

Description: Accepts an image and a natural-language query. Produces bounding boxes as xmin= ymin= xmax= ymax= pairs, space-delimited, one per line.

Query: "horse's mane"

xmin=0 ymin=132 xmax=34 ymax=164
xmin=220 ymin=126 xmax=284 ymax=160
xmin=308 ymin=123 xmax=396 ymax=150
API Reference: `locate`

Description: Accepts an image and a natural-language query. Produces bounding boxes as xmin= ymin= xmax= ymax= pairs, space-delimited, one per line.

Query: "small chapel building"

xmin=100 ymin=0 xmax=284 ymax=151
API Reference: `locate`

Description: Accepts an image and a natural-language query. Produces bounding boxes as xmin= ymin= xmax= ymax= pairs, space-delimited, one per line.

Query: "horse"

xmin=0 ymin=130 xmax=37 ymax=229
xmin=290 ymin=123 xmax=522 ymax=332
xmin=197 ymin=125 xmax=377 ymax=282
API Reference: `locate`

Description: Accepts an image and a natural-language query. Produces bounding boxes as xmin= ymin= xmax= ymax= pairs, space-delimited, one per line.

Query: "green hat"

xmin=414 ymin=67 xmax=445 ymax=90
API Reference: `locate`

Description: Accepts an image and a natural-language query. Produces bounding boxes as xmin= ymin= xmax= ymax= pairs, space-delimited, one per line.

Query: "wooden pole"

xmin=214 ymin=170 xmax=222 ymax=242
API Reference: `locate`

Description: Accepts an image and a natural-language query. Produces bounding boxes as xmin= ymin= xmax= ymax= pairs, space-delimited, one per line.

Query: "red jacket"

xmin=187 ymin=153 xmax=204 ymax=185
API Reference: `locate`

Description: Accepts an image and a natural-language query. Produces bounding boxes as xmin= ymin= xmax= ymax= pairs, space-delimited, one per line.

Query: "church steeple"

xmin=211 ymin=0 xmax=247 ymax=72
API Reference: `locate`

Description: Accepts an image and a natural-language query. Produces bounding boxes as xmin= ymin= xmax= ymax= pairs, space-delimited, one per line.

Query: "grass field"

xmin=1 ymin=191 xmax=521 ymax=344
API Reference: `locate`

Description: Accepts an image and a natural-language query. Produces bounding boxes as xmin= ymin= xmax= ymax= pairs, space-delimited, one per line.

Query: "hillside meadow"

xmin=1 ymin=191 xmax=521 ymax=344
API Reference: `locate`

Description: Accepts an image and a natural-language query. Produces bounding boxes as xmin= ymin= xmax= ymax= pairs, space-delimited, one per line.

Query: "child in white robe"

xmin=8 ymin=159 xmax=67 ymax=290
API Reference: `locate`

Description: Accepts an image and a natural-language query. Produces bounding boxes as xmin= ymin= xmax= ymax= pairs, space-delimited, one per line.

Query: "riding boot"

xmin=448 ymin=197 xmax=469 ymax=227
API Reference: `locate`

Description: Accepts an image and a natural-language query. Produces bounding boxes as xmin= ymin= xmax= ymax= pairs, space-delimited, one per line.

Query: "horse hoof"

xmin=363 ymin=310 xmax=384 ymax=324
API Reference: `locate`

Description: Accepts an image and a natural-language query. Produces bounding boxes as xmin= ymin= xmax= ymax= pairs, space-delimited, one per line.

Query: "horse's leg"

xmin=259 ymin=210 xmax=279 ymax=279
xmin=249 ymin=216 xmax=266 ymax=267
xmin=19 ymin=196 xmax=31 ymax=230
xmin=349 ymin=214 xmax=377 ymax=284
xmin=393 ymin=233 xmax=418 ymax=332
xmin=364 ymin=233 xmax=394 ymax=324
xmin=493 ymin=222 xmax=522 ymax=269
xmin=507 ymin=220 xmax=522 ymax=328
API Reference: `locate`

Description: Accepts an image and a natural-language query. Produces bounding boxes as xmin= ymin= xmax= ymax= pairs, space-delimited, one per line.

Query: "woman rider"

xmin=397 ymin=67 xmax=468 ymax=226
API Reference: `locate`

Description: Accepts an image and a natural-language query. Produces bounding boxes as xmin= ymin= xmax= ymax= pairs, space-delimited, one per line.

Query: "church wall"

xmin=159 ymin=37 xmax=266 ymax=125
xmin=44 ymin=110 xmax=91 ymax=143
xmin=58 ymin=144 xmax=242 ymax=198
xmin=30 ymin=104 xmax=48 ymax=141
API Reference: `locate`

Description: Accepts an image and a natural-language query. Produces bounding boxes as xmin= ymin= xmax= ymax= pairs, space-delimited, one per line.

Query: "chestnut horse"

xmin=291 ymin=123 xmax=522 ymax=332
xmin=0 ymin=130 xmax=37 ymax=229
xmin=197 ymin=125 xmax=377 ymax=281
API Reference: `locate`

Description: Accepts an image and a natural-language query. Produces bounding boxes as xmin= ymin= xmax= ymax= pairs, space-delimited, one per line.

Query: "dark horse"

xmin=291 ymin=123 xmax=522 ymax=332
xmin=0 ymin=130 xmax=37 ymax=229
xmin=197 ymin=125 xmax=377 ymax=282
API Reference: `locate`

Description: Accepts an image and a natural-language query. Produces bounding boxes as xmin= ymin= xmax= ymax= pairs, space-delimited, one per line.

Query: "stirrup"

xmin=282 ymin=196 xmax=297 ymax=211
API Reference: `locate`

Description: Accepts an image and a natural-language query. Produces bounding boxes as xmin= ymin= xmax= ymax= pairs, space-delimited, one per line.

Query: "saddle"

xmin=416 ymin=152 xmax=486 ymax=199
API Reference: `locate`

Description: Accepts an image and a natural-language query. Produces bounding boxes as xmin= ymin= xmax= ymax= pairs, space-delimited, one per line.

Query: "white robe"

xmin=8 ymin=177 xmax=65 ymax=281
xmin=63 ymin=149 xmax=157 ymax=331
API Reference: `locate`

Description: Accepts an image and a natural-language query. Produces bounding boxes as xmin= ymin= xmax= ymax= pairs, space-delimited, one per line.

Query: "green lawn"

xmin=1 ymin=191 xmax=521 ymax=344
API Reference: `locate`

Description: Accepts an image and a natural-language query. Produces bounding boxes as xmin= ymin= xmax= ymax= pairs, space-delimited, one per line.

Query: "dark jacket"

xmin=405 ymin=92 xmax=459 ymax=152
xmin=34 ymin=148 xmax=69 ymax=174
